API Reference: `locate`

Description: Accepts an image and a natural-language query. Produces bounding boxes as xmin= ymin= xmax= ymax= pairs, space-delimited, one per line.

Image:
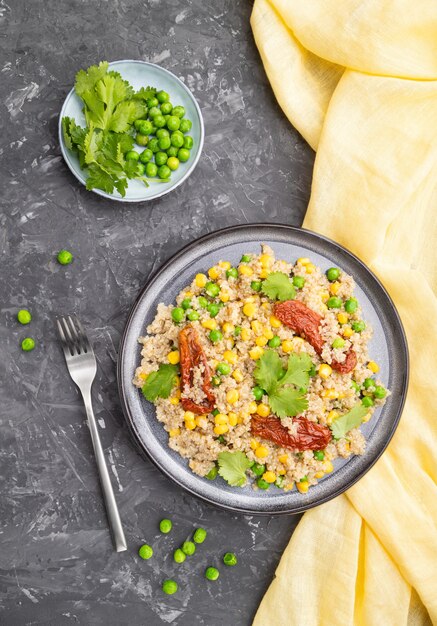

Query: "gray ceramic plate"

xmin=117 ymin=224 xmax=408 ymax=514
xmin=59 ymin=60 xmax=204 ymax=202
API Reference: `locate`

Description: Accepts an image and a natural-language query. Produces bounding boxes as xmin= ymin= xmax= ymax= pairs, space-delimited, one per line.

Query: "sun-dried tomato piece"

xmin=251 ymin=414 xmax=332 ymax=451
xmin=274 ymin=300 xmax=324 ymax=354
xmin=331 ymin=349 xmax=357 ymax=374
xmin=179 ymin=324 xmax=215 ymax=414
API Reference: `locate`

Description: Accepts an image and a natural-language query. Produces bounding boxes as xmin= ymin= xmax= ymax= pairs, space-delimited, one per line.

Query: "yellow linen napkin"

xmin=251 ymin=1 xmax=437 ymax=624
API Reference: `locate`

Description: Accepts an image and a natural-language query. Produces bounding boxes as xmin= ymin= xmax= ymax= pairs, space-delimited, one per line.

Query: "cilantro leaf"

xmin=261 ymin=272 xmax=295 ymax=301
xmin=141 ymin=364 xmax=179 ymax=402
xmin=75 ymin=61 xmax=109 ymax=97
xmin=133 ymin=86 xmax=157 ymax=101
xmin=279 ymin=353 xmax=312 ymax=389
xmin=218 ymin=451 xmax=252 ymax=487
xmin=253 ymin=349 xmax=283 ymax=394
xmin=108 ymin=99 xmax=147 ymax=133
xmin=330 ymin=404 xmax=369 ymax=440
xmin=269 ymin=387 xmax=308 ymax=418
xmin=85 ymin=163 xmax=115 ymax=194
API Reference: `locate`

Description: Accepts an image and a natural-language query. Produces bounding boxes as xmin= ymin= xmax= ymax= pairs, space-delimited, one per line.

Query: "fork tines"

xmin=57 ymin=315 xmax=91 ymax=357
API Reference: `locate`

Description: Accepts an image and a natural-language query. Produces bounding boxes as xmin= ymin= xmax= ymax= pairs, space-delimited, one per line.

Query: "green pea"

xmin=257 ymin=478 xmax=270 ymax=490
xmin=155 ymin=151 xmax=168 ymax=167
xmin=136 ymin=133 xmax=149 ymax=146
xmin=205 ymin=282 xmax=220 ymax=297
xmin=197 ymin=296 xmax=208 ymax=308
xmin=148 ymin=138 xmax=159 ymax=153
xmin=171 ymin=131 xmax=184 ymax=148
xmin=125 ymin=150 xmax=140 ymax=161
xmin=146 ymin=97 xmax=159 ymax=108
xmin=57 ymin=250 xmax=73 ymax=265
xmin=351 ymin=380 xmax=361 ymax=393
xmin=178 ymin=148 xmax=190 ymax=162
xmin=251 ymin=280 xmax=262 ymax=292
xmin=193 ymin=527 xmax=207 ymax=544
xmin=138 ymin=120 xmax=154 ymax=135
xmin=159 ymin=518 xmax=172 ymax=534
xmin=183 ymin=136 xmax=194 ymax=149
xmin=362 ymin=396 xmax=374 ymax=408
xmin=158 ymin=165 xmax=171 ymax=179
xmin=135 ymin=162 xmax=145 ymax=176
xmin=181 ymin=298 xmax=192 ymax=310
xmin=240 ymin=254 xmax=251 ymax=263
xmin=187 ymin=310 xmax=200 ymax=321
xmin=314 ymin=450 xmax=325 ymax=461
xmin=211 ymin=375 xmax=221 ymax=387
xmin=171 ymin=307 xmax=185 ymax=323
xmin=327 ymin=296 xmax=343 ymax=309
xmin=153 ymin=114 xmax=166 ymax=128
xmin=309 ymin=363 xmax=317 ymax=377
xmin=166 ymin=146 xmax=179 ymax=158
xmin=344 ymin=298 xmax=358 ymax=313
xmin=252 ymin=463 xmax=265 ymax=477
xmin=363 ymin=377 xmax=374 ymax=389
xmin=226 ymin=267 xmax=238 ymax=279
xmin=134 ymin=119 xmax=146 ymax=131
xmin=223 ymin=552 xmax=237 ymax=566
xmin=292 ymin=275 xmax=305 ymax=289
xmin=205 ymin=566 xmax=219 ymax=581
xmin=332 ymin=337 xmax=345 ymax=349
xmin=212 ymin=408 xmax=220 ymax=416
xmin=179 ymin=118 xmax=192 ymax=133
xmin=158 ymin=136 xmax=171 ymax=151
xmin=268 ymin=336 xmax=281 ymax=348
xmin=160 ymin=101 xmax=173 ymax=115
xmin=138 ymin=544 xmax=153 ymax=560
xmin=173 ymin=548 xmax=186 ymax=563
xmin=162 ymin=579 xmax=178 ymax=595
xmin=167 ymin=115 xmax=181 ymax=131
xmin=21 ymin=337 xmax=35 ymax=352
xmin=209 ymin=329 xmax=223 ymax=343
xmin=351 ymin=320 xmax=366 ymax=333
xmin=205 ymin=465 xmax=218 ymax=480
xmin=252 ymin=386 xmax=264 ymax=401
xmin=182 ymin=541 xmax=196 ymax=556
xmin=167 ymin=157 xmax=180 ymax=171
xmin=234 ymin=326 xmax=242 ymax=336
xmin=374 ymin=386 xmax=386 ymax=399
xmin=300 ymin=475 xmax=308 ymax=482
xmin=326 ymin=267 xmax=340 ymax=282
xmin=157 ymin=90 xmax=170 ymax=103
xmin=207 ymin=303 xmax=220 ymax=317
xmin=148 ymin=106 xmax=161 ymax=118
xmin=216 ymin=362 xmax=231 ymax=375
xmin=17 ymin=309 xmax=32 ymax=325
xmin=172 ymin=105 xmax=185 ymax=118
xmin=145 ymin=162 xmax=158 ymax=177
xmin=156 ymin=128 xmax=169 ymax=139
xmin=140 ymin=149 xmax=153 ymax=164
xmin=275 ymin=476 xmax=285 ymax=488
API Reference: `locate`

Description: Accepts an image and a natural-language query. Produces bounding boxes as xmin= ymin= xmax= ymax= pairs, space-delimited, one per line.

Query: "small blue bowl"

xmin=58 ymin=60 xmax=204 ymax=202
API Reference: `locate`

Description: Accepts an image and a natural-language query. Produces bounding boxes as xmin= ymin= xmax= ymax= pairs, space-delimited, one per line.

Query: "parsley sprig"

xmin=218 ymin=451 xmax=252 ymax=487
xmin=330 ymin=404 xmax=369 ymax=439
xmin=261 ymin=272 xmax=295 ymax=301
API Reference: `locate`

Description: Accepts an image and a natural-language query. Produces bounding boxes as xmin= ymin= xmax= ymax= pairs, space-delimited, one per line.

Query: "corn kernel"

xmin=218 ymin=261 xmax=231 ymax=270
xmin=293 ymin=337 xmax=304 ymax=345
xmin=326 ymin=410 xmax=339 ymax=425
xmin=284 ymin=482 xmax=295 ymax=491
xmin=214 ymin=413 xmax=228 ymax=425
xmin=239 ymin=265 xmax=253 ymax=276
xmin=270 ymin=315 xmax=281 ymax=328
xmin=320 ymin=291 xmax=330 ymax=302
xmin=297 ymin=257 xmax=310 ymax=265
xmin=208 ymin=266 xmax=220 ymax=280
xmin=237 ymin=415 xmax=244 ymax=424
xmin=315 ymin=471 xmax=325 ymax=479
xmin=337 ymin=312 xmax=349 ymax=324
xmin=202 ymin=319 xmax=217 ymax=330
xmin=249 ymin=346 xmax=264 ymax=360
xmin=368 ymin=361 xmax=379 ymax=373
xmin=262 ymin=327 xmax=274 ymax=340
xmin=262 ymin=471 xmax=277 ymax=483
xmin=305 ymin=263 xmax=315 ymax=274
xmin=342 ymin=327 xmax=354 ymax=338
xmin=243 ymin=302 xmax=256 ymax=317
xmin=232 ymin=368 xmax=244 ymax=383
xmin=173 ymin=388 xmax=181 ymax=399
xmin=248 ymin=401 xmax=258 ymax=414
xmin=278 ymin=469 xmax=286 ymax=475
xmin=169 ymin=397 xmax=180 ymax=405
xmin=260 ymin=268 xmax=269 ymax=279
xmin=278 ymin=454 xmax=289 ymax=464
xmin=362 ymin=412 xmax=371 ymax=423
xmin=241 ymin=328 xmax=251 ymax=341
xmin=259 ymin=254 xmax=273 ymax=268
xmin=174 ymin=376 xmax=181 ymax=388
xmin=250 ymin=438 xmax=259 ymax=450
xmin=214 ymin=424 xmax=229 ymax=435
xmin=222 ymin=322 xmax=234 ymax=334
xmin=223 ymin=350 xmax=238 ymax=364
xmin=139 ymin=372 xmax=149 ymax=380
xmin=169 ymin=428 xmax=180 ymax=437
xmin=324 ymin=460 xmax=334 ymax=473
xmin=184 ymin=291 xmax=193 ymax=298
xmin=195 ymin=273 xmax=207 ymax=288
xmin=256 ymin=403 xmax=270 ymax=417
xmin=195 ymin=416 xmax=208 ymax=429
xmin=261 ymin=302 xmax=270 ymax=310
xmin=220 ymin=291 xmax=230 ymax=303
xmin=251 ymin=320 xmax=263 ymax=334
xmin=297 ymin=481 xmax=309 ymax=493
xmin=318 ymin=364 xmax=332 ymax=379
xmin=322 ymin=389 xmax=339 ymax=399
xmin=282 ymin=340 xmax=293 ymax=353
xmin=226 ymin=389 xmax=239 ymax=405
xmin=228 ymin=412 xmax=238 ymax=426
xmin=167 ymin=350 xmax=180 ymax=365
xmin=255 ymin=445 xmax=269 ymax=459
xmin=330 ymin=281 xmax=341 ymax=295
xmin=255 ymin=336 xmax=268 ymax=347
xmin=185 ymin=419 xmax=196 ymax=430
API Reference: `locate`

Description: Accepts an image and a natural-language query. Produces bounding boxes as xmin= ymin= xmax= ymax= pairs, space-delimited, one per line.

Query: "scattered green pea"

xmin=205 ymin=465 xmax=218 ymax=480
xmin=162 ymin=579 xmax=178 ymax=595
xmin=362 ymin=396 xmax=374 ymax=408
xmin=153 ymin=114 xmax=166 ymax=128
xmin=211 ymin=375 xmax=222 ymax=387
xmin=351 ymin=380 xmax=361 ymax=392
xmin=226 ymin=267 xmax=238 ymax=279
xmin=251 ymin=280 xmax=262 ymax=292
xmin=173 ymin=548 xmax=186 ymax=563
xmin=136 ymin=133 xmax=149 ymax=146
xmin=167 ymin=145 xmax=179 ymax=158
xmin=314 ymin=450 xmax=325 ymax=461
xmin=223 ymin=552 xmax=237 ymax=566
xmin=146 ymin=97 xmax=159 ymax=108
xmin=183 ymin=136 xmax=193 ymax=150
xmin=172 ymin=105 xmax=185 ymax=118
xmin=292 ymin=275 xmax=305 ymax=289
xmin=363 ymin=377 xmax=374 ymax=389
xmin=300 ymin=475 xmax=308 ymax=482
xmin=216 ymin=362 xmax=231 ymax=375
xmin=252 ymin=463 xmax=265 ymax=477
xmin=209 ymin=329 xmax=223 ymax=343
xmin=171 ymin=131 xmax=184 ymax=148
xmin=148 ymin=105 xmax=161 ymax=118
xmin=268 ymin=336 xmax=281 ymax=348
xmin=252 ymin=386 xmax=264 ymax=401
xmin=179 ymin=119 xmax=192 ymax=133
xmin=148 ymin=137 xmax=159 ymax=153
xmin=156 ymin=90 xmax=170 ymax=103
xmin=167 ymin=157 xmax=180 ymax=171
xmin=205 ymin=567 xmax=219 ymax=581
xmin=178 ymin=148 xmax=190 ymax=162
xmin=197 ymin=296 xmax=208 ymax=308
xmin=182 ymin=541 xmax=196 ymax=556
xmin=351 ymin=320 xmax=366 ymax=333
xmin=158 ymin=136 xmax=171 ymax=151
xmin=21 ymin=337 xmax=35 ymax=352
xmin=193 ymin=528 xmax=207 ymax=544
xmin=145 ymin=162 xmax=158 ymax=177
xmin=326 ymin=267 xmax=340 ymax=282
xmin=332 ymin=337 xmax=345 ymax=349
xmin=205 ymin=282 xmax=220 ymax=297
xmin=344 ymin=298 xmax=358 ymax=313
xmin=374 ymin=386 xmax=386 ymax=399
xmin=240 ymin=254 xmax=251 ymax=263
xmin=17 ymin=309 xmax=32 ymax=325
xmin=257 ymin=477 xmax=269 ymax=490
xmin=167 ymin=115 xmax=181 ymax=131
xmin=181 ymin=298 xmax=192 ymax=310
xmin=57 ymin=249 xmax=73 ymax=265
xmin=140 ymin=148 xmax=153 ymax=164
xmin=157 ymin=164 xmax=170 ymax=179
xmin=171 ymin=307 xmax=185 ymax=323
xmin=275 ymin=476 xmax=285 ymax=488
xmin=159 ymin=518 xmax=172 ymax=534
xmin=327 ymin=296 xmax=343 ymax=309
xmin=138 ymin=544 xmax=153 ymax=560
xmin=138 ymin=120 xmax=154 ymax=135
xmin=125 ymin=150 xmax=140 ymax=161
xmin=160 ymin=101 xmax=173 ymax=115
xmin=187 ymin=310 xmax=200 ymax=321
xmin=207 ymin=303 xmax=220 ymax=317
xmin=155 ymin=151 xmax=168 ymax=167
xmin=234 ymin=326 xmax=242 ymax=336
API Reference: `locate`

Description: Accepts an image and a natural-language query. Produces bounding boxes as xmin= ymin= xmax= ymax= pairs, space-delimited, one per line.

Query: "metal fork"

xmin=56 ymin=315 xmax=127 ymax=552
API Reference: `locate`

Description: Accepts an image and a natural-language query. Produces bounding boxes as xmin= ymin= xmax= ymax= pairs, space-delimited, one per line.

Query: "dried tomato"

xmin=331 ymin=349 xmax=357 ymax=374
xmin=179 ymin=324 xmax=215 ymax=414
xmin=251 ymin=414 xmax=332 ymax=451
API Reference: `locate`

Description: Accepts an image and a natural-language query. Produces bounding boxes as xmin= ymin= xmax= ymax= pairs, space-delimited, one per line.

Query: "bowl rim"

xmin=58 ymin=59 xmax=205 ymax=203
xmin=117 ymin=223 xmax=409 ymax=515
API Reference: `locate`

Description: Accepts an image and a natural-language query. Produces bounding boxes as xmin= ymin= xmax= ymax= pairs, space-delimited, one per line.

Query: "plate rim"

xmin=58 ymin=59 xmax=205 ymax=203
xmin=117 ymin=223 xmax=409 ymax=515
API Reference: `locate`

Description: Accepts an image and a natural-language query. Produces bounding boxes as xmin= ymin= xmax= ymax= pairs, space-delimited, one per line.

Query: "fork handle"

xmin=82 ymin=389 xmax=127 ymax=552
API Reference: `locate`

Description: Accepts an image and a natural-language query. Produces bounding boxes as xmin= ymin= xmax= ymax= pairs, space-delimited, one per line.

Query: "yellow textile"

xmin=251 ymin=2 xmax=437 ymax=624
